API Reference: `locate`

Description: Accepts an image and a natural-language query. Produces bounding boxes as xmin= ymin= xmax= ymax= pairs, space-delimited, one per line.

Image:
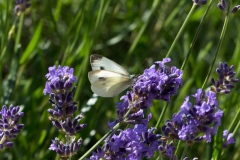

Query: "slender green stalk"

xmin=181 ymin=0 xmax=214 ymax=70
xmin=0 ymin=0 xmax=9 ymax=53
xmin=180 ymin=143 xmax=188 ymax=160
xmin=228 ymin=107 xmax=240 ymax=132
xmin=79 ymin=95 xmax=136 ymax=160
xmin=155 ymin=3 xmax=198 ymax=131
xmin=79 ymin=122 xmax=120 ymax=160
xmin=2 ymin=13 xmax=24 ymax=104
xmin=175 ymin=140 xmax=182 ymax=156
xmin=165 ymin=4 xmax=197 ymax=58
xmin=79 ymin=104 xmax=134 ymax=159
xmin=221 ymin=107 xmax=240 ymax=156
xmin=155 ymin=102 xmax=168 ymax=129
xmin=201 ymin=13 xmax=229 ymax=89
xmin=14 ymin=13 xmax=25 ymax=53
xmin=233 ymin=118 xmax=240 ymax=137
xmin=210 ymin=2 xmax=231 ymax=159
xmin=127 ymin=0 xmax=162 ymax=56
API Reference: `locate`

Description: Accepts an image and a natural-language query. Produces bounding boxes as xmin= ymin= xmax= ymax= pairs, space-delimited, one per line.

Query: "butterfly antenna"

xmin=136 ymin=58 xmax=148 ymax=73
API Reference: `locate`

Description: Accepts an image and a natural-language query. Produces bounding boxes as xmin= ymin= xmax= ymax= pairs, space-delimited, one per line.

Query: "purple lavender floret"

xmin=44 ymin=66 xmax=77 ymax=95
xmin=211 ymin=62 xmax=238 ymax=94
xmin=50 ymin=114 xmax=86 ymax=135
xmin=217 ymin=0 xmax=240 ymax=13
xmin=14 ymin=0 xmax=31 ymax=15
xmin=162 ymin=89 xmax=223 ymax=143
xmin=231 ymin=5 xmax=240 ymax=13
xmin=0 ymin=105 xmax=24 ymax=149
xmin=91 ymin=114 xmax=162 ymax=160
xmin=134 ymin=58 xmax=183 ymax=103
xmin=49 ymin=138 xmax=82 ymax=158
xmin=159 ymin=142 xmax=176 ymax=159
xmin=44 ymin=65 xmax=78 ymax=110
xmin=193 ymin=0 xmax=207 ymax=6
xmin=222 ymin=130 xmax=235 ymax=148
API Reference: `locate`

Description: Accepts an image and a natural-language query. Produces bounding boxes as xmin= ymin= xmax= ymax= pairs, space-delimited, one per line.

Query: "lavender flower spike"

xmin=44 ymin=65 xmax=86 ymax=158
xmin=162 ymin=89 xmax=223 ymax=143
xmin=211 ymin=62 xmax=238 ymax=94
xmin=133 ymin=58 xmax=183 ymax=103
xmin=49 ymin=137 xmax=82 ymax=158
xmin=0 ymin=104 xmax=24 ymax=149
xmin=14 ymin=0 xmax=31 ymax=15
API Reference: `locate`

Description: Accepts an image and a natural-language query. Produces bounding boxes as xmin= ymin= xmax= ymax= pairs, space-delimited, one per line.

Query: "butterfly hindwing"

xmin=91 ymin=77 xmax=132 ymax=97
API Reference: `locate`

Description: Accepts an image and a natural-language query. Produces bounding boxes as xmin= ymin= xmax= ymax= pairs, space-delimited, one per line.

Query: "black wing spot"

xmin=100 ymin=66 xmax=105 ymax=70
xmin=98 ymin=77 xmax=106 ymax=81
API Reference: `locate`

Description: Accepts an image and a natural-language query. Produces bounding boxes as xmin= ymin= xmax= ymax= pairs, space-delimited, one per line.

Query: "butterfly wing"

xmin=90 ymin=54 xmax=130 ymax=75
xmin=91 ymin=77 xmax=133 ymax=97
xmin=88 ymin=70 xmax=131 ymax=84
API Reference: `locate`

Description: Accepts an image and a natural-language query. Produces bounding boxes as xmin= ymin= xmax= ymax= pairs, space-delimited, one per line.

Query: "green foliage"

xmin=0 ymin=0 xmax=239 ymax=159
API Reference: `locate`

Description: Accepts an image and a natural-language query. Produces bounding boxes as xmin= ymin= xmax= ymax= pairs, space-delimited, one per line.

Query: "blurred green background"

xmin=0 ymin=0 xmax=240 ymax=159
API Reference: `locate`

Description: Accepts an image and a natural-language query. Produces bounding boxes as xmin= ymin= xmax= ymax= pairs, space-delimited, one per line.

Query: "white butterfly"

xmin=88 ymin=54 xmax=135 ymax=97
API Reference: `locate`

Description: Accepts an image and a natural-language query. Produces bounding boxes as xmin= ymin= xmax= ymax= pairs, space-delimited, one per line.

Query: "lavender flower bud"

xmin=231 ymin=5 xmax=240 ymax=13
xmin=0 ymin=105 xmax=24 ymax=149
xmin=211 ymin=62 xmax=238 ymax=94
xmin=193 ymin=0 xmax=207 ymax=6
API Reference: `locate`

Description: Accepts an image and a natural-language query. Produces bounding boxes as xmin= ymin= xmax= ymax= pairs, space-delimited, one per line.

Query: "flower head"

xmin=44 ymin=65 xmax=86 ymax=158
xmin=49 ymin=138 xmax=82 ymax=158
xmin=0 ymin=105 xmax=24 ymax=149
xmin=211 ymin=62 xmax=238 ymax=94
xmin=162 ymin=89 xmax=223 ymax=143
xmin=231 ymin=5 xmax=240 ymax=13
xmin=92 ymin=114 xmax=162 ymax=160
xmin=44 ymin=65 xmax=77 ymax=96
xmin=133 ymin=58 xmax=183 ymax=103
xmin=217 ymin=0 xmax=240 ymax=14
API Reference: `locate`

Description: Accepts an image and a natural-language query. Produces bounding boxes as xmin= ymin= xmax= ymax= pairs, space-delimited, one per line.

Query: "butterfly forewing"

xmin=90 ymin=54 xmax=130 ymax=75
xmin=88 ymin=70 xmax=131 ymax=84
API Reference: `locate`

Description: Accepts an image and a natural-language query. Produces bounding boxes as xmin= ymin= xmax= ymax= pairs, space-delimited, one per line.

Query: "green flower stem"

xmin=0 ymin=134 xmax=6 ymax=145
xmin=157 ymin=2 xmax=213 ymax=156
xmin=127 ymin=0 xmax=162 ymax=56
xmin=201 ymin=14 xmax=229 ymax=89
xmin=79 ymin=106 xmax=133 ymax=159
xmin=181 ymin=0 xmax=214 ymax=70
xmin=155 ymin=102 xmax=168 ymax=129
xmin=208 ymin=3 xmax=231 ymax=159
xmin=175 ymin=140 xmax=182 ymax=156
xmin=228 ymin=107 xmax=240 ymax=132
xmin=165 ymin=4 xmax=197 ymax=58
xmin=180 ymin=143 xmax=188 ymax=160
xmin=79 ymin=122 xmax=121 ymax=160
xmin=14 ymin=13 xmax=25 ymax=53
xmin=221 ymin=107 xmax=240 ymax=156
xmin=155 ymin=4 xmax=201 ymax=130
